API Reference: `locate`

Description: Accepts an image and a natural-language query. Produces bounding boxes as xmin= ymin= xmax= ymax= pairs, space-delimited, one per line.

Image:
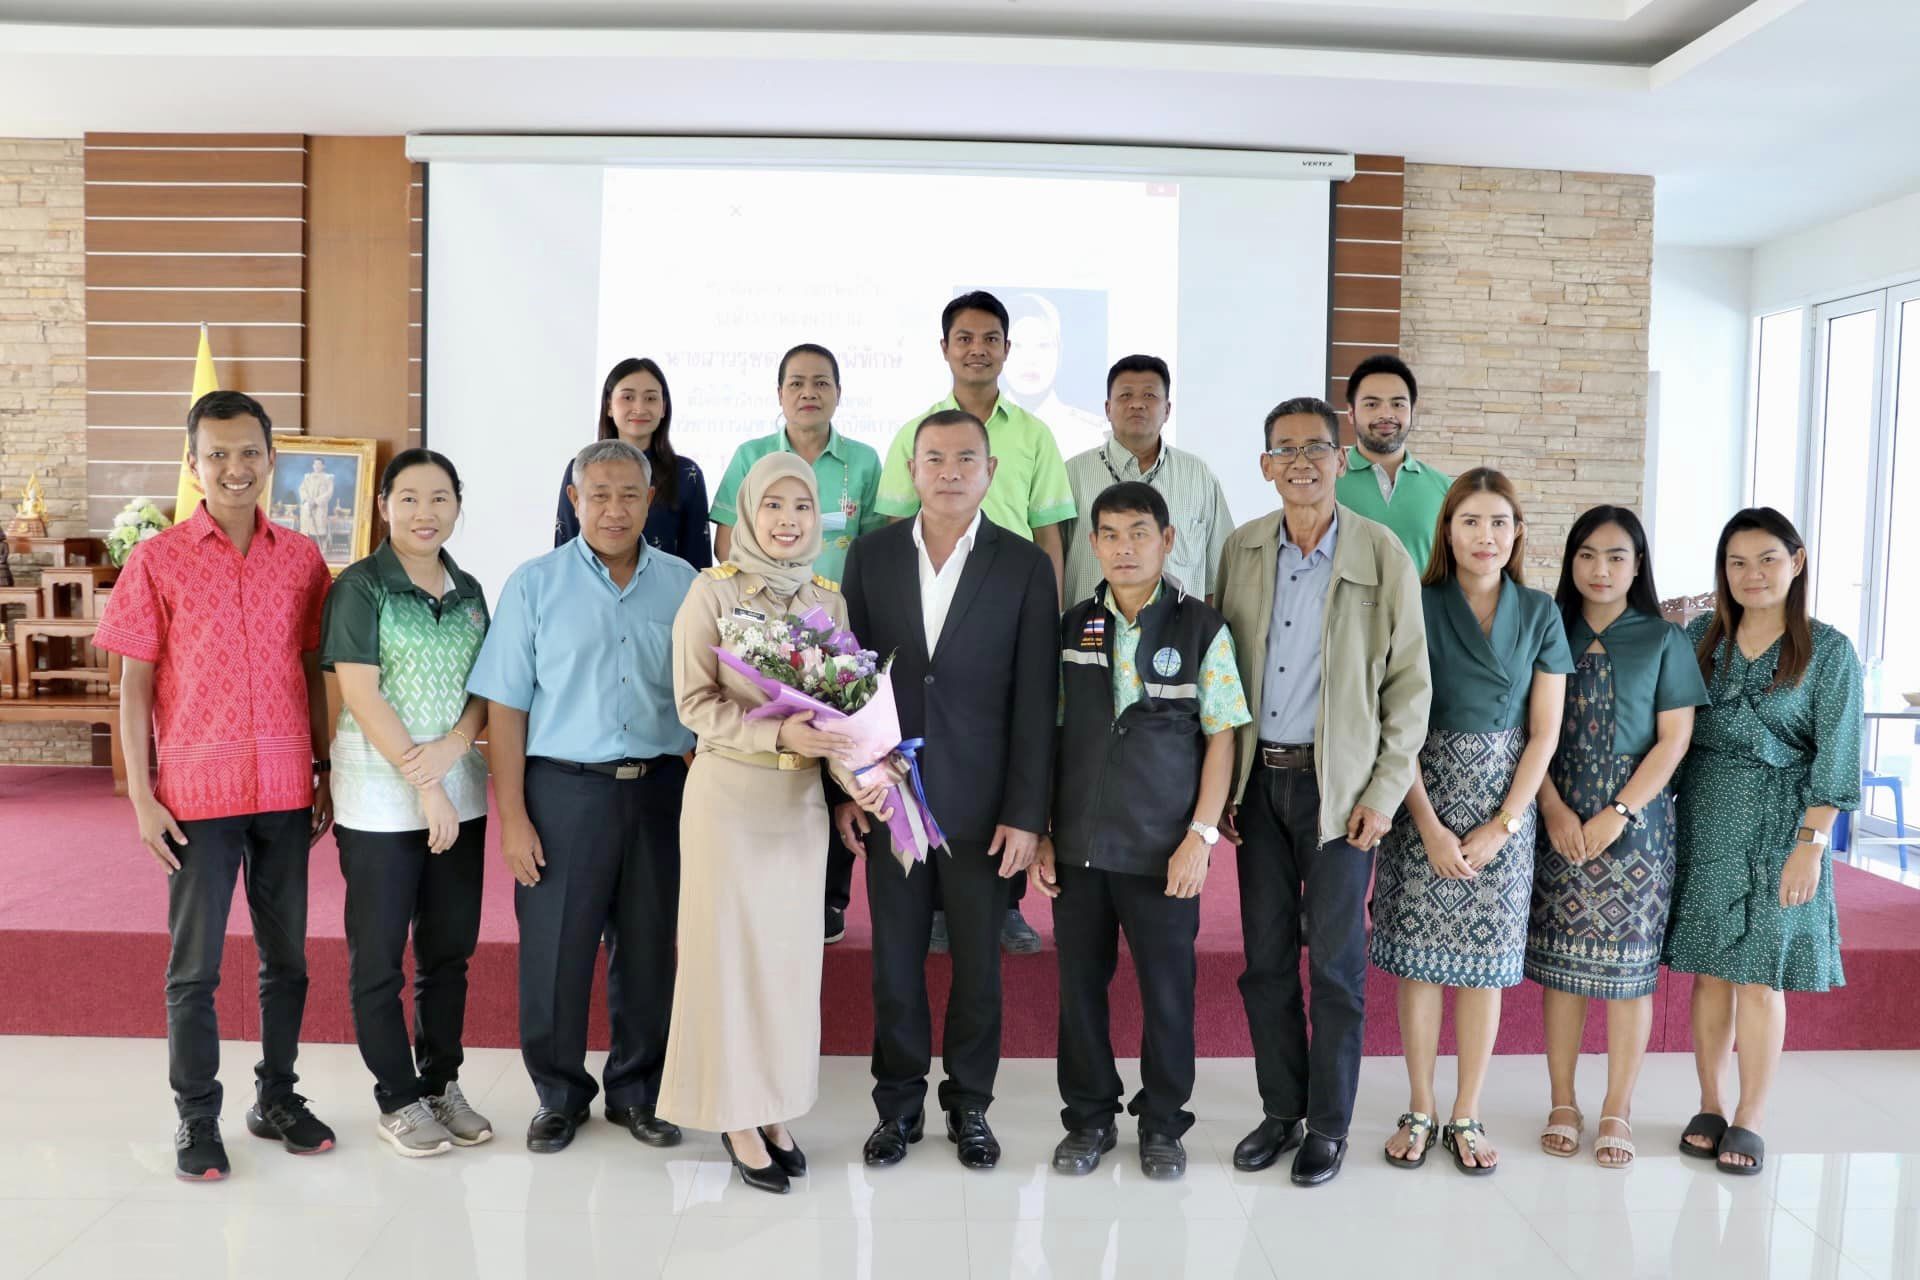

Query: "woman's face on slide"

xmin=607 ymin=371 xmax=664 ymax=447
xmin=754 ymin=476 xmax=817 ymax=560
xmin=1449 ymin=492 xmax=1517 ymax=579
xmin=779 ymin=353 xmax=840 ymax=430
xmin=1004 ymin=315 xmax=1060 ymax=397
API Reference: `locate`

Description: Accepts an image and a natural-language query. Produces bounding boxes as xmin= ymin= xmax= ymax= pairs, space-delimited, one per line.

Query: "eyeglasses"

xmin=1263 ymin=442 xmax=1338 ymax=461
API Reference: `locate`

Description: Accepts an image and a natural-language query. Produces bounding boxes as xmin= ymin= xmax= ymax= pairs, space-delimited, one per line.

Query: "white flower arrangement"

xmin=105 ymin=499 xmax=170 ymax=566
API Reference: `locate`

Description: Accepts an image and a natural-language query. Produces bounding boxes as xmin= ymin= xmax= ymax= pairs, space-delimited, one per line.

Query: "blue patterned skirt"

xmin=1524 ymin=652 xmax=1675 ymax=1000
xmin=1370 ymin=726 xmax=1532 ymax=989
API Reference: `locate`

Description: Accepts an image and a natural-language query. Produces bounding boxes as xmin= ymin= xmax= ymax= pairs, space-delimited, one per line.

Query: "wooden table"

xmin=20 ymin=537 xmax=98 ymax=568
xmin=12 ymin=618 xmax=117 ymax=698
xmin=40 ymin=565 xmax=117 ymax=622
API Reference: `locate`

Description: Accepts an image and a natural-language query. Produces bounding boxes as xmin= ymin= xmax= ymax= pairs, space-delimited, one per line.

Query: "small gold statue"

xmin=7 ymin=470 xmax=49 ymax=538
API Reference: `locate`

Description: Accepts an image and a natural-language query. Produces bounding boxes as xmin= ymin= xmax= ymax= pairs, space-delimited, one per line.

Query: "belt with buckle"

xmin=705 ymin=745 xmax=813 ymax=772
xmin=535 ymin=755 xmax=677 ymax=781
xmin=1257 ymin=741 xmax=1315 ymax=771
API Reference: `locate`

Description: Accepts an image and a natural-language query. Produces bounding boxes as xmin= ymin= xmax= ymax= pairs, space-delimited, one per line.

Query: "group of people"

xmin=99 ymin=289 xmax=1863 ymax=1195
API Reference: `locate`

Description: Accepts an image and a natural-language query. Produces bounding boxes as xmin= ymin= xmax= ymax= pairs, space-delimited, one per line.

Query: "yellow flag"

xmin=174 ymin=323 xmax=229 ymax=519
xmin=190 ymin=323 xmax=219 ymax=406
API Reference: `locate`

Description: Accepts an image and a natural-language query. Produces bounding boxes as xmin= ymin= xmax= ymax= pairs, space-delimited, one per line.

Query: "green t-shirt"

xmin=321 ymin=542 xmax=490 ymax=833
xmin=709 ymin=425 xmax=885 ymax=582
xmin=875 ymin=393 xmax=1077 ymax=539
xmin=1335 ymin=448 xmax=1451 ymax=577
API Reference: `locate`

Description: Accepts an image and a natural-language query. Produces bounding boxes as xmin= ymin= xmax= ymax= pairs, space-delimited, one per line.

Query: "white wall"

xmin=1647 ymin=244 xmax=1752 ymax=597
xmin=1750 ymin=187 xmax=1920 ymax=314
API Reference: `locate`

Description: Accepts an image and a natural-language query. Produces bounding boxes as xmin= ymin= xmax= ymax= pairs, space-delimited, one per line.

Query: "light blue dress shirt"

xmin=1257 ymin=511 xmax=1339 ymax=744
xmin=467 ymin=536 xmax=697 ymax=761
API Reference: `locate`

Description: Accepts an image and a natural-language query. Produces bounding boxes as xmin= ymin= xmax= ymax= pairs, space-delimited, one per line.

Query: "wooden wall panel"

xmin=1327 ymin=154 xmax=1405 ymax=415
xmin=84 ymin=133 xmax=306 ymax=530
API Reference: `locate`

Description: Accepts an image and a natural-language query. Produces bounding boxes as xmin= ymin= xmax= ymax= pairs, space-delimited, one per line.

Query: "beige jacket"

xmin=1214 ymin=505 xmax=1431 ymax=844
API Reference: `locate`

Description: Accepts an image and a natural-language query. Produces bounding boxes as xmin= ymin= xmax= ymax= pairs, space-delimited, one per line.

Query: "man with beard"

xmin=1333 ymin=355 xmax=1451 ymax=574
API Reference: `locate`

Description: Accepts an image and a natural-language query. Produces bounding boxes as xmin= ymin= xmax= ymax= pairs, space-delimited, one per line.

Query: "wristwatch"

xmin=1610 ymin=800 xmax=1641 ymax=825
xmin=1795 ymin=825 xmax=1830 ymax=848
xmin=1493 ymin=809 xmax=1521 ymax=837
xmin=313 ymin=759 xmax=332 ymax=776
xmin=1189 ymin=821 xmax=1221 ymax=848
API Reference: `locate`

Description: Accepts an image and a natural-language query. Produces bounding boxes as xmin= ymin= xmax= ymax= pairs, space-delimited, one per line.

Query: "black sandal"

xmin=1441 ymin=1119 xmax=1497 ymax=1177
xmin=1384 ymin=1112 xmax=1436 ymax=1169
xmin=1678 ymin=1112 xmax=1728 ymax=1160
xmin=1717 ymin=1126 xmax=1765 ymax=1176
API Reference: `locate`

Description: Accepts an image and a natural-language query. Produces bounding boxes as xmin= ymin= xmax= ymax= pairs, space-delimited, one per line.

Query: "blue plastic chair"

xmin=1835 ymin=771 xmax=1910 ymax=873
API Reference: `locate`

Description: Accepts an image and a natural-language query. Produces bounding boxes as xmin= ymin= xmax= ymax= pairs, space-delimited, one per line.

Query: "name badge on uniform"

xmin=1080 ymin=616 xmax=1107 ymax=650
xmin=731 ymin=606 xmax=768 ymax=622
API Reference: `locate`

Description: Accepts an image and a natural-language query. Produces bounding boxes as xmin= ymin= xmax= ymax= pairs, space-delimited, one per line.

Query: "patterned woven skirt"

xmin=1524 ymin=652 xmax=1675 ymax=1000
xmin=1370 ymin=726 xmax=1532 ymax=989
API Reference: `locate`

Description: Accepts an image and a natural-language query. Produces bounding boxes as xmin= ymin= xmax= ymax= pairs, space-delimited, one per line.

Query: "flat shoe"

xmin=1717 ymin=1125 xmax=1765 ymax=1176
xmin=1678 ymin=1111 xmax=1728 ymax=1160
xmin=1441 ymin=1118 xmax=1497 ymax=1177
xmin=1384 ymin=1112 xmax=1436 ymax=1169
xmin=1594 ymin=1115 xmax=1635 ymax=1168
xmin=1540 ymin=1105 xmax=1583 ymax=1158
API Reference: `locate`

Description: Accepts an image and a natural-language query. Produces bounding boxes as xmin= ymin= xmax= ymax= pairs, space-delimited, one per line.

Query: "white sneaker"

xmin=427 ymin=1083 xmax=494 ymax=1147
xmin=376 ymin=1100 xmax=454 ymax=1157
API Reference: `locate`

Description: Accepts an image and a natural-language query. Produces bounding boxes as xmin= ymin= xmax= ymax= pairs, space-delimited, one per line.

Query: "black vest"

xmin=1054 ymin=580 xmax=1226 ymax=877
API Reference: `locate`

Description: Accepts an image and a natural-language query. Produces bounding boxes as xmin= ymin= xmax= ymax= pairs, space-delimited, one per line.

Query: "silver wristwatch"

xmin=1189 ymin=821 xmax=1221 ymax=847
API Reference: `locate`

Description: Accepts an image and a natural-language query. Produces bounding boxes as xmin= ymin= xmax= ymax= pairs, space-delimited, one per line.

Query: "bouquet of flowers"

xmin=105 ymin=499 xmax=170 ymax=567
xmin=714 ymin=606 xmax=947 ymax=871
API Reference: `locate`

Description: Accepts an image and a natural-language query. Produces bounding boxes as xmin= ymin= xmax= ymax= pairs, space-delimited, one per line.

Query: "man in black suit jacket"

xmin=835 ymin=409 xmax=1058 ymax=1171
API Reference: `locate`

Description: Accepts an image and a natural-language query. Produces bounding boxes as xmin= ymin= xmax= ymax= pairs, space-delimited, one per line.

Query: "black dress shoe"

xmin=1051 ymin=1126 xmax=1117 ymax=1175
xmin=1140 ymin=1132 xmax=1188 ymax=1180
xmin=759 ymin=1126 xmax=806 ymax=1177
xmin=1291 ymin=1132 xmax=1348 ymax=1186
xmin=722 ymin=1132 xmax=791 ymax=1195
xmin=1232 ymin=1116 xmax=1306 ymax=1172
xmin=526 ymin=1106 xmax=590 ymax=1153
xmin=864 ymin=1112 xmax=925 ymax=1167
xmin=947 ymin=1108 xmax=1001 ymax=1170
xmin=606 ymin=1105 xmax=682 ymax=1148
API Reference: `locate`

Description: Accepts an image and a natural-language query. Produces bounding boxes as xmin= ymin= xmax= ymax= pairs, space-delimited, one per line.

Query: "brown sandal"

xmin=1539 ymin=1105 xmax=1583 ymax=1158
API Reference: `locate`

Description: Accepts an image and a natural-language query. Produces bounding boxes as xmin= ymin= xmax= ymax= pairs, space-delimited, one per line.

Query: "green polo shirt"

xmin=1423 ymin=577 xmax=1574 ymax=733
xmin=709 ymin=425 xmax=885 ymax=582
xmin=1564 ymin=607 xmax=1710 ymax=757
xmin=1335 ymin=448 xmax=1451 ymax=575
xmin=875 ymin=393 xmax=1077 ymax=539
xmin=321 ymin=542 xmax=491 ymax=833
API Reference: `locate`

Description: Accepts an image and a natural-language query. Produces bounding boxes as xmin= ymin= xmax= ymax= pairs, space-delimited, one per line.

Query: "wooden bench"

xmin=2 ymin=615 xmax=127 ymax=793
xmin=0 ymin=692 xmax=127 ymax=794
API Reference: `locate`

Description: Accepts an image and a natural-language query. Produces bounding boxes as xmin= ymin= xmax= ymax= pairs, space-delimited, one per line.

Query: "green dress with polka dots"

xmin=1663 ymin=616 xmax=1863 ymax=992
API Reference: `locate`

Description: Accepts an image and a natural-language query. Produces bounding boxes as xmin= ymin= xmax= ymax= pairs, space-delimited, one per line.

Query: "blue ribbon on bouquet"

xmin=854 ymin=738 xmax=947 ymax=858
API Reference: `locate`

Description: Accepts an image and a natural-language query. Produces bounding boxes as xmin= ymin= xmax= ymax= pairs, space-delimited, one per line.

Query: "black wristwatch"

xmin=1610 ymin=800 xmax=1641 ymax=827
xmin=313 ymin=759 xmax=332 ymax=776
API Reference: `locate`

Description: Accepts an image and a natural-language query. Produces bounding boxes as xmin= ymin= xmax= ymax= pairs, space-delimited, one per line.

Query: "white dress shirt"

xmin=911 ymin=510 xmax=983 ymax=655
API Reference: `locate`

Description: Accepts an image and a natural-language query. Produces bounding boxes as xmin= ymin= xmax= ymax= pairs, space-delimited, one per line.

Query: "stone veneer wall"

xmin=1399 ymin=164 xmax=1654 ymax=583
xmin=0 ymin=138 xmax=89 ymax=764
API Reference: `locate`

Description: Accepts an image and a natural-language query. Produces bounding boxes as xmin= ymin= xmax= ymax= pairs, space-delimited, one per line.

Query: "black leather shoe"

xmin=722 ymin=1132 xmax=791 ymax=1195
xmin=1051 ymin=1126 xmax=1117 ymax=1175
xmin=863 ymin=1112 xmax=925 ymax=1167
xmin=947 ymin=1108 xmax=1001 ymax=1170
xmin=1291 ymin=1132 xmax=1348 ymax=1186
xmin=1140 ymin=1132 xmax=1188 ymax=1180
xmin=1233 ymin=1116 xmax=1306 ymax=1172
xmin=526 ymin=1106 xmax=589 ymax=1153
xmin=607 ymin=1105 xmax=682 ymax=1148
xmin=760 ymin=1126 xmax=806 ymax=1177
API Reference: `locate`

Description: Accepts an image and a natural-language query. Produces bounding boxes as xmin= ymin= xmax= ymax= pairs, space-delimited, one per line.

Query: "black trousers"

xmin=518 ymin=757 xmax=684 ymax=1114
xmin=1234 ymin=761 xmax=1374 ymax=1139
xmin=163 ymin=807 xmax=312 ymax=1121
xmin=337 ymin=817 xmax=487 ymax=1113
xmin=1053 ymin=863 xmax=1199 ymax=1138
xmin=826 ymin=777 xmax=855 ymax=914
xmin=867 ymin=835 xmax=1010 ymax=1118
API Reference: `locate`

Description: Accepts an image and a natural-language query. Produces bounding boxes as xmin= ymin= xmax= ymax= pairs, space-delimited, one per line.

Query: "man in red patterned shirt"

xmin=95 ymin=390 xmax=339 ymax=1182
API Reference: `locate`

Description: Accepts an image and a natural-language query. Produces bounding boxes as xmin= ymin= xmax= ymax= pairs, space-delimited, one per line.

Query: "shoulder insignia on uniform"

xmin=812 ymin=574 xmax=841 ymax=592
xmin=704 ymin=564 xmax=741 ymax=580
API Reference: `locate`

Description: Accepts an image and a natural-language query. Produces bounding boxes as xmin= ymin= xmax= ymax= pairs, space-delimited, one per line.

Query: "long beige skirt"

xmin=655 ymin=751 xmax=829 ymax=1133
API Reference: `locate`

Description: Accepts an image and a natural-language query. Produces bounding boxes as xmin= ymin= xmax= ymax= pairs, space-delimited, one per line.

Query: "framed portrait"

xmin=267 ymin=438 xmax=378 ymax=573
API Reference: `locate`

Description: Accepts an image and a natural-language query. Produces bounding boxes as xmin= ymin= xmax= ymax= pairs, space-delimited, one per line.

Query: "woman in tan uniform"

xmin=658 ymin=452 xmax=860 ymax=1194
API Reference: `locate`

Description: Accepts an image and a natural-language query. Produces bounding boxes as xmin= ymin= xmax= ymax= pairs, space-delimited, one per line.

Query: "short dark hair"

xmin=778 ymin=343 xmax=840 ymax=387
xmin=186 ymin=390 xmax=272 ymax=453
xmin=1346 ymin=353 xmax=1419 ymax=408
xmin=1090 ymin=481 xmax=1169 ymax=532
xmin=1106 ymin=354 xmax=1170 ymax=398
xmin=912 ymin=408 xmax=990 ymax=452
xmin=380 ymin=447 xmax=463 ymax=503
xmin=941 ymin=291 xmax=1009 ymax=341
xmin=1263 ymin=396 xmax=1341 ymax=447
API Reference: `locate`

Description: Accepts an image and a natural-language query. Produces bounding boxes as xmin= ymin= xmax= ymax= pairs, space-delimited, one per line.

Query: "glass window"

xmin=1811 ymin=305 xmax=1879 ymax=647
xmin=1750 ymin=308 xmax=1804 ymax=516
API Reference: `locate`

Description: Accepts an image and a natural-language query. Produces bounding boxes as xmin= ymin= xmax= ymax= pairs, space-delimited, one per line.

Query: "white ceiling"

xmin=1 ymin=0 xmax=1915 ymax=247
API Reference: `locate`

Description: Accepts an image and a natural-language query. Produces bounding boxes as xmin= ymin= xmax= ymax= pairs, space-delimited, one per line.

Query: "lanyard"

xmin=1101 ymin=438 xmax=1168 ymax=487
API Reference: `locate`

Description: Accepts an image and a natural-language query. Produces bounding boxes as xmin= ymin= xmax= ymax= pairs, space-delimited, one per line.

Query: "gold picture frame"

xmin=174 ymin=435 xmax=379 ymax=575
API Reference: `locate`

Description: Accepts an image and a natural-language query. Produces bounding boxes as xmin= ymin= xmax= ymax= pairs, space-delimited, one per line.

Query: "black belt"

xmin=1257 ymin=741 xmax=1315 ymax=771
xmin=533 ymin=754 xmax=680 ymax=781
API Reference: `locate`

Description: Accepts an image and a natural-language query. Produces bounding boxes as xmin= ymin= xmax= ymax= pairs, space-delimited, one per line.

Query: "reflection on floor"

xmin=3 ymin=1039 xmax=1916 ymax=1278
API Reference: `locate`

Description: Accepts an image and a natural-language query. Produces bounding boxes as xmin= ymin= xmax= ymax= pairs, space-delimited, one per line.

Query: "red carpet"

xmin=4 ymin=764 xmax=1917 ymax=1055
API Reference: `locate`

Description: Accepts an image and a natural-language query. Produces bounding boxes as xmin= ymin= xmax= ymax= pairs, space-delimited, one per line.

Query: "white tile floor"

xmin=2 ymin=1037 xmax=1916 ymax=1279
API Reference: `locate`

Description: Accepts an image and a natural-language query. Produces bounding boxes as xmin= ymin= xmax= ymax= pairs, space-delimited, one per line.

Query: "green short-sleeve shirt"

xmin=1565 ymin=608 xmax=1710 ymax=757
xmin=708 ymin=425 xmax=884 ymax=582
xmin=1334 ymin=449 xmax=1451 ymax=575
xmin=1423 ymin=577 xmax=1575 ymax=733
xmin=321 ymin=542 xmax=491 ymax=833
xmin=875 ymin=393 xmax=1077 ymax=539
